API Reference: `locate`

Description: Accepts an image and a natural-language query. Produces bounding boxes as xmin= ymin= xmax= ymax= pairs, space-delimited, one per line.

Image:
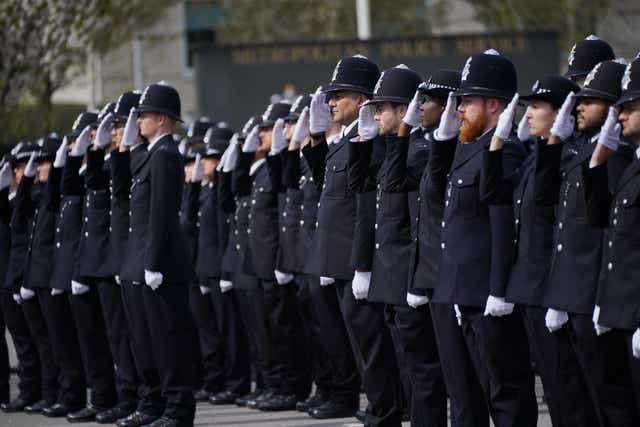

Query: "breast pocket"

xmin=381 ymin=191 xmax=406 ymax=219
xmin=620 ymin=183 xmax=640 ymax=231
xmin=325 ymin=160 xmax=348 ymax=198
xmin=452 ymin=173 xmax=479 ymax=218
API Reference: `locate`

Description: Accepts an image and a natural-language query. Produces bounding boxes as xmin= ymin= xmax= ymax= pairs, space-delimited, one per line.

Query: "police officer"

xmin=431 ymin=49 xmax=537 ymax=426
xmin=303 ymin=55 xmax=403 ymax=425
xmin=120 ymin=82 xmax=195 ymax=427
xmin=565 ymin=35 xmax=615 ymax=88
xmin=539 ymin=59 xmax=634 ymax=426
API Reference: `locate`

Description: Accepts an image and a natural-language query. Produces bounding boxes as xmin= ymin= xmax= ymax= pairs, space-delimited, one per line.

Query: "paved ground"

xmin=1 ymin=374 xmax=551 ymax=426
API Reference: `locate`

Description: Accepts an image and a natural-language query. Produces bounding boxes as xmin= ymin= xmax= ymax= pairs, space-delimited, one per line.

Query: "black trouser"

xmin=260 ymin=279 xmax=307 ymax=396
xmin=142 ymin=283 xmax=195 ymax=423
xmin=20 ymin=294 xmax=59 ymax=404
xmin=1 ymin=290 xmax=41 ymax=402
xmin=121 ymin=281 xmax=164 ymax=415
xmin=389 ymin=304 xmax=447 ymax=427
xmin=188 ymin=284 xmax=225 ymax=394
xmin=297 ymin=275 xmax=332 ymax=396
xmin=69 ymin=285 xmax=117 ymax=408
xmin=521 ymin=306 xmax=596 ymax=426
xmin=95 ymin=279 xmax=138 ymax=405
xmin=307 ymin=278 xmax=360 ymax=407
xmin=208 ymin=281 xmax=251 ymax=396
xmin=624 ymin=330 xmax=640 ymax=421
xmin=386 ymin=311 xmax=411 ymax=418
xmin=429 ymin=303 xmax=489 ymax=427
xmin=334 ymin=279 xmax=402 ymax=427
xmin=458 ymin=306 xmax=537 ymax=427
xmin=37 ymin=289 xmax=86 ymax=407
xmin=234 ymin=274 xmax=265 ymax=392
xmin=0 ymin=300 xmax=8 ymax=402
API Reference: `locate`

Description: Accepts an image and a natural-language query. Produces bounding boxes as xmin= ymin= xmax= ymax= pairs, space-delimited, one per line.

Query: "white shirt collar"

xmin=104 ymin=152 xmax=111 ymax=162
xmin=249 ymin=158 xmax=266 ymax=176
xmin=635 ymin=145 xmax=640 ymax=160
xmin=131 ymin=143 xmax=145 ymax=152
xmin=147 ymin=133 xmax=171 ymax=151
xmin=590 ymin=133 xmax=600 ymax=144
xmin=8 ymin=191 xmax=16 ymax=201
xmin=326 ymin=133 xmax=340 ymax=145
xmin=342 ymin=119 xmax=358 ymax=138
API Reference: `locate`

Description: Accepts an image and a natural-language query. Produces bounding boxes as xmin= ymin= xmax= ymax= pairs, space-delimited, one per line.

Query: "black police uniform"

xmin=433 ymin=51 xmax=538 ymax=427
xmin=538 ymin=60 xmax=636 ymax=427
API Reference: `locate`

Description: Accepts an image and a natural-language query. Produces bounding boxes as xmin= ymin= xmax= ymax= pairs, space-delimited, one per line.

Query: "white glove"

xmin=356 ymin=104 xmax=378 ymax=140
xmin=309 ymin=92 xmax=331 ymax=134
xmin=114 ymin=275 xmax=121 ymax=285
xmin=592 ymin=305 xmax=611 ymax=335
xmin=51 ymin=288 xmax=65 ymax=296
xmin=550 ymin=92 xmax=576 ymax=141
xmin=219 ymin=279 xmax=234 ymax=293
xmin=95 ymin=113 xmax=114 ymax=148
xmin=545 ymin=308 xmax=569 ymax=333
xmin=191 ymin=154 xmax=203 ymax=183
xmin=494 ymin=93 xmax=519 ymax=140
xmin=71 ymin=125 xmax=92 ymax=156
xmin=597 ymin=107 xmax=621 ymax=151
xmin=144 ymin=269 xmax=163 ymax=290
xmin=292 ymin=106 xmax=310 ymax=143
xmin=274 ymin=270 xmax=294 ymax=285
xmin=199 ymin=285 xmax=211 ymax=295
xmin=12 ymin=294 xmax=21 ymax=305
xmin=633 ymin=329 xmax=640 ymax=359
xmin=178 ymin=138 xmax=188 ymax=156
xmin=0 ymin=163 xmax=12 ymax=190
xmin=454 ymin=304 xmax=463 ymax=326
xmin=352 ymin=271 xmax=371 ymax=300
xmin=241 ymin=125 xmax=260 ymax=153
xmin=222 ymin=134 xmax=241 ymax=172
xmin=406 ymin=292 xmax=429 ymax=308
xmin=403 ymin=89 xmax=423 ymax=128
xmin=71 ymin=281 xmax=90 ymax=295
xmin=217 ymin=137 xmax=232 ymax=172
xmin=24 ymin=152 xmax=38 ymax=178
xmin=517 ymin=113 xmax=530 ymax=141
xmin=483 ymin=295 xmax=514 ymax=317
xmin=269 ymin=118 xmax=287 ymax=155
xmin=319 ymin=276 xmax=335 ymax=286
xmin=19 ymin=287 xmax=35 ymax=301
xmin=53 ymin=136 xmax=68 ymax=168
xmin=434 ymin=93 xmax=461 ymax=141
xmin=122 ymin=108 xmax=139 ymax=147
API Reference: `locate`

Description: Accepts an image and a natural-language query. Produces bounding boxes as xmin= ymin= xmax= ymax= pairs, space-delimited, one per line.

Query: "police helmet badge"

xmin=461 ymin=57 xmax=472 ymax=82
xmin=584 ymin=63 xmax=602 ymax=87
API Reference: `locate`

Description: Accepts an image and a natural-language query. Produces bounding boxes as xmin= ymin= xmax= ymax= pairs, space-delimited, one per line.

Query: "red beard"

xmin=459 ymin=111 xmax=489 ymax=142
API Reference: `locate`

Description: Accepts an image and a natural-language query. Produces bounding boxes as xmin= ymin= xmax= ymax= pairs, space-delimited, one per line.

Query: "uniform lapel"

xmin=615 ymin=159 xmax=640 ymax=194
xmin=450 ymin=131 xmax=492 ymax=171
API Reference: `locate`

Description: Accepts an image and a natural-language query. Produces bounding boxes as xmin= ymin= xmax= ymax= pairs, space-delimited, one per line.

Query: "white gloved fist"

xmin=633 ymin=328 xmax=640 ymax=359
xmin=517 ymin=113 xmax=531 ymax=141
xmin=270 ymin=118 xmax=287 ymax=155
xmin=356 ymin=104 xmax=378 ymax=141
xmin=434 ymin=93 xmax=461 ymax=141
xmin=352 ymin=271 xmax=371 ymax=300
xmin=406 ymin=292 xmax=429 ymax=308
xmin=217 ymin=141 xmax=231 ymax=172
xmin=545 ymin=308 xmax=569 ymax=333
xmin=19 ymin=287 xmax=35 ymax=301
xmin=71 ymin=281 xmax=90 ymax=295
xmin=319 ymin=276 xmax=335 ymax=286
xmin=274 ymin=270 xmax=294 ymax=285
xmin=178 ymin=138 xmax=188 ymax=156
xmin=592 ymin=305 xmax=612 ymax=335
xmin=219 ymin=279 xmax=234 ymax=293
xmin=12 ymin=293 xmax=21 ymax=305
xmin=199 ymin=285 xmax=211 ymax=295
xmin=191 ymin=154 xmax=203 ymax=183
xmin=597 ymin=107 xmax=621 ymax=151
xmin=0 ymin=163 xmax=12 ymax=190
xmin=309 ymin=92 xmax=331 ymax=134
xmin=51 ymin=288 xmax=65 ymax=296
xmin=242 ymin=125 xmax=260 ymax=153
xmin=144 ymin=269 xmax=163 ymax=290
xmin=222 ymin=133 xmax=240 ymax=173
xmin=494 ymin=93 xmax=519 ymax=140
xmin=95 ymin=113 xmax=114 ymax=149
xmin=24 ymin=152 xmax=38 ymax=178
xmin=550 ymin=92 xmax=576 ymax=141
xmin=292 ymin=106 xmax=310 ymax=144
xmin=403 ymin=88 xmax=424 ymax=128
xmin=72 ymin=125 xmax=92 ymax=156
xmin=54 ymin=136 xmax=68 ymax=168
xmin=483 ymin=295 xmax=514 ymax=317
xmin=122 ymin=108 xmax=139 ymax=147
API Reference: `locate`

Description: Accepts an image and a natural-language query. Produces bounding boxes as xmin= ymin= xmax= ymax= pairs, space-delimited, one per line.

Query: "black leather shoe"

xmin=116 ymin=410 xmax=161 ymax=427
xmin=67 ymin=405 xmax=106 ymax=423
xmin=235 ymin=389 xmax=261 ymax=407
xmin=208 ymin=390 xmax=239 ymax=405
xmin=193 ymin=389 xmax=209 ymax=402
xmin=142 ymin=415 xmax=193 ymax=427
xmin=257 ymin=394 xmax=299 ymax=411
xmin=23 ymin=399 xmax=51 ymax=414
xmin=246 ymin=390 xmax=275 ymax=409
xmin=42 ymin=403 xmax=84 ymax=418
xmin=296 ymin=393 xmax=329 ymax=412
xmin=355 ymin=409 xmax=366 ymax=422
xmin=96 ymin=401 xmax=137 ymax=424
xmin=308 ymin=401 xmax=358 ymax=419
xmin=1 ymin=397 xmax=35 ymax=413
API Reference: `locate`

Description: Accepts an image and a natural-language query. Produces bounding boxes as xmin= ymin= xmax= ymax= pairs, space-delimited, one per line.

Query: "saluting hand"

xmin=517 ymin=113 xmax=530 ymax=142
xmin=24 ymin=152 xmax=38 ymax=178
xmin=242 ymin=125 xmax=260 ymax=153
xmin=122 ymin=108 xmax=139 ymax=148
xmin=191 ymin=154 xmax=204 ymax=183
xmin=434 ymin=93 xmax=460 ymax=141
xmin=402 ymin=88 xmax=424 ymax=129
xmin=549 ymin=92 xmax=576 ymax=143
xmin=292 ymin=106 xmax=310 ymax=144
xmin=355 ymin=104 xmax=378 ymax=141
xmin=54 ymin=136 xmax=68 ymax=168
xmin=222 ymin=133 xmax=241 ymax=172
xmin=309 ymin=91 xmax=331 ymax=135
xmin=269 ymin=118 xmax=287 ymax=155
xmin=71 ymin=125 xmax=92 ymax=156
xmin=0 ymin=163 xmax=12 ymax=191
xmin=95 ymin=113 xmax=114 ymax=149
xmin=494 ymin=93 xmax=519 ymax=141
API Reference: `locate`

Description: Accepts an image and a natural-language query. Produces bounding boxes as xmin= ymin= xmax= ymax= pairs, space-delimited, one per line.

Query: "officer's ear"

xmin=486 ymin=97 xmax=506 ymax=115
xmin=396 ymin=104 xmax=408 ymax=119
xmin=355 ymin=93 xmax=369 ymax=108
